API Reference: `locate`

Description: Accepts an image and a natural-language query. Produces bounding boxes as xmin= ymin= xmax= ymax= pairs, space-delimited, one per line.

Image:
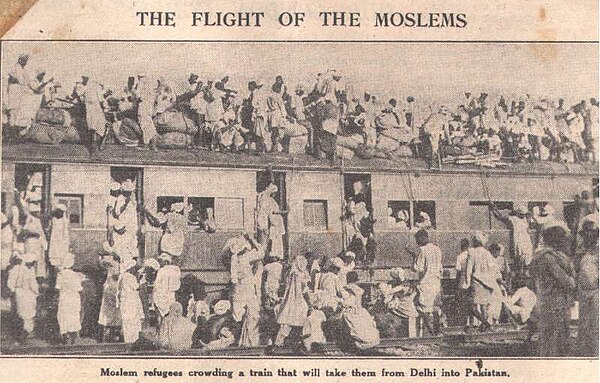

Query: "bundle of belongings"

xmin=153 ymin=109 xmax=198 ymax=149
xmin=25 ymin=107 xmax=83 ymax=145
xmin=335 ymin=109 xmax=416 ymax=161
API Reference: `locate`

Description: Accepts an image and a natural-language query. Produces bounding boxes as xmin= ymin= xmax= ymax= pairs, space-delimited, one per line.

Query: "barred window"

xmin=303 ymin=199 xmax=328 ymax=230
xmin=55 ymin=194 xmax=84 ymax=228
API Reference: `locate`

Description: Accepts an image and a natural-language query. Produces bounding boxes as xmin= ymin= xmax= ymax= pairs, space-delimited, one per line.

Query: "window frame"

xmin=303 ymin=199 xmax=329 ymax=231
xmin=54 ymin=193 xmax=84 ymax=229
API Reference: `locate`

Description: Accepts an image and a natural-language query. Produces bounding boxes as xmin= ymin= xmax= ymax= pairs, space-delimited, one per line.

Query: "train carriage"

xmin=1 ymin=142 xmax=597 ymax=321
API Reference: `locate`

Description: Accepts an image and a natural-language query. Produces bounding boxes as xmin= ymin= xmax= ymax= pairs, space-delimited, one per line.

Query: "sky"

xmin=1 ymin=42 xmax=597 ymax=105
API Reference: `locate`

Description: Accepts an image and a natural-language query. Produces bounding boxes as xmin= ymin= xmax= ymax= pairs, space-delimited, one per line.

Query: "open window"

xmin=303 ymin=199 xmax=328 ymax=231
xmin=528 ymin=201 xmax=548 ymax=229
xmin=55 ymin=193 xmax=84 ymax=228
xmin=157 ymin=196 xmax=185 ymax=214
xmin=414 ymin=200 xmax=436 ymax=229
xmin=387 ymin=201 xmax=411 ymax=229
xmin=188 ymin=197 xmax=215 ymax=228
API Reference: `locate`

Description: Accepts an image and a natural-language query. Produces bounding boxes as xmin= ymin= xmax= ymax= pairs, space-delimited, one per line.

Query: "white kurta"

xmin=134 ymin=78 xmax=158 ymax=144
xmin=98 ymin=259 xmax=121 ymax=327
xmin=1 ymin=224 xmax=13 ymax=270
xmin=83 ymin=81 xmax=107 ymax=136
xmin=56 ymin=269 xmax=83 ymax=334
xmin=509 ymin=216 xmax=533 ymax=266
xmin=112 ymin=198 xmax=139 ymax=264
xmin=7 ymin=265 xmax=39 ymax=332
xmin=413 ymin=243 xmax=442 ymax=313
xmin=48 ymin=216 xmax=70 ymax=267
xmin=118 ymin=272 xmax=144 ymax=343
xmin=153 ymin=265 xmax=181 ymax=317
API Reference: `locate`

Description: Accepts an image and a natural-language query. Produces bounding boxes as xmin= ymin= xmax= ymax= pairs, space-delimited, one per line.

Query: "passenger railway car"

xmin=2 ymin=143 xmax=597 ymax=297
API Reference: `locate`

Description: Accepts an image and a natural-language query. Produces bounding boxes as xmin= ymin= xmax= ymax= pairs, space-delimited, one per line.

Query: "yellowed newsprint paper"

xmin=0 ymin=0 xmax=598 ymax=382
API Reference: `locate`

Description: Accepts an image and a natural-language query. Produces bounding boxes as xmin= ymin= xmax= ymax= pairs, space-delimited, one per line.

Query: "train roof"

xmin=2 ymin=143 xmax=598 ymax=177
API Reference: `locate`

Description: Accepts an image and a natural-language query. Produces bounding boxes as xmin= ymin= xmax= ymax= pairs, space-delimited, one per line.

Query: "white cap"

xmin=121 ymin=179 xmax=135 ymax=192
xmin=121 ymin=259 xmax=137 ymax=271
xmin=213 ymin=300 xmax=231 ymax=316
xmin=1 ymin=212 xmax=7 ymax=224
xmin=142 ymin=258 xmax=160 ymax=270
xmin=55 ymin=203 xmax=68 ymax=212
xmin=330 ymin=257 xmax=344 ymax=269
xmin=170 ymin=202 xmax=185 ymax=213
xmin=110 ymin=182 xmax=121 ymax=192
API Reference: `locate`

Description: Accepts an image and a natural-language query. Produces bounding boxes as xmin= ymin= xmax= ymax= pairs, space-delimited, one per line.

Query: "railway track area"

xmin=2 ymin=326 xmax=531 ymax=357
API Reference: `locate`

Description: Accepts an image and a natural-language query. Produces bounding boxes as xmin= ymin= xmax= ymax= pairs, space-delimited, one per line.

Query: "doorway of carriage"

xmin=341 ymin=173 xmax=375 ymax=265
xmin=256 ymin=170 xmax=289 ymax=260
xmin=109 ymin=166 xmax=145 ymax=260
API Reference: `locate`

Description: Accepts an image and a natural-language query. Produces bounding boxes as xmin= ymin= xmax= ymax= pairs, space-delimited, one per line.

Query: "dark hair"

xmin=489 ymin=243 xmax=502 ymax=253
xmin=346 ymin=271 xmax=359 ymax=284
xmin=389 ymin=98 xmax=397 ymax=107
xmin=542 ymin=226 xmax=569 ymax=249
xmin=415 ymin=229 xmax=429 ymax=245
xmin=460 ymin=238 xmax=470 ymax=251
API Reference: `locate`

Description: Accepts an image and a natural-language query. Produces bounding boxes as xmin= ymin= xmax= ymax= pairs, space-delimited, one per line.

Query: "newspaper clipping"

xmin=0 ymin=0 xmax=598 ymax=382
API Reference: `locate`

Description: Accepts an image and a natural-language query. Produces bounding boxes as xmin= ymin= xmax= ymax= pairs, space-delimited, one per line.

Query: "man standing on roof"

xmin=134 ymin=73 xmax=159 ymax=151
xmin=491 ymin=203 xmax=533 ymax=277
xmin=412 ymin=229 xmax=443 ymax=336
xmin=81 ymin=75 xmax=107 ymax=154
xmin=249 ymin=80 xmax=270 ymax=153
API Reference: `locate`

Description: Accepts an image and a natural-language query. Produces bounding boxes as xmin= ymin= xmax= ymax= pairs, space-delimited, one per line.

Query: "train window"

xmin=187 ymin=197 xmax=215 ymax=228
xmin=528 ymin=201 xmax=548 ymax=228
xmin=387 ymin=201 xmax=411 ymax=229
xmin=303 ymin=199 xmax=328 ymax=230
xmin=55 ymin=194 xmax=84 ymax=228
xmin=157 ymin=196 xmax=185 ymax=214
xmin=414 ymin=201 xmax=436 ymax=229
xmin=214 ymin=198 xmax=244 ymax=230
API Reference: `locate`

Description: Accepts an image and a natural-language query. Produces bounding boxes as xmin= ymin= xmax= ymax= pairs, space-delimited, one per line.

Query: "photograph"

xmin=0 ymin=41 xmax=597 ymax=358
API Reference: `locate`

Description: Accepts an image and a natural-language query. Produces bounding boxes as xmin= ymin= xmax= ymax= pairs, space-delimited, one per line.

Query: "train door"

xmin=256 ymin=170 xmax=289 ymax=259
xmin=342 ymin=173 xmax=374 ymax=263
xmin=110 ymin=166 xmax=144 ymax=259
xmin=14 ymin=162 xmax=52 ymax=225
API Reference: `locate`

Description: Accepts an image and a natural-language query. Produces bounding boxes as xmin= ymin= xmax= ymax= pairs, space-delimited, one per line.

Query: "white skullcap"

xmin=121 ymin=259 xmax=137 ymax=271
xmin=1 ymin=213 xmax=7 ymax=224
xmin=56 ymin=203 xmax=68 ymax=212
xmin=158 ymin=252 xmax=172 ymax=262
xmin=170 ymin=202 xmax=185 ymax=213
xmin=142 ymin=258 xmax=160 ymax=270
xmin=213 ymin=300 xmax=231 ymax=316
xmin=344 ymin=251 xmax=356 ymax=259
xmin=110 ymin=182 xmax=121 ymax=191
xmin=121 ymin=179 xmax=135 ymax=192
xmin=330 ymin=257 xmax=344 ymax=269
xmin=472 ymin=231 xmax=489 ymax=245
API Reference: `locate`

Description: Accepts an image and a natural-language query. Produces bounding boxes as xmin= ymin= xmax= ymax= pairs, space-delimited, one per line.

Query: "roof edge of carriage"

xmin=2 ymin=143 xmax=598 ymax=177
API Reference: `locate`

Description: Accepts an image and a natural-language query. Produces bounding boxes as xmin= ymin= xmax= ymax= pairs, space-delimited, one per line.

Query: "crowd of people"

xmin=0 ymin=169 xmax=597 ymax=356
xmin=3 ymin=53 xmax=598 ymax=166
